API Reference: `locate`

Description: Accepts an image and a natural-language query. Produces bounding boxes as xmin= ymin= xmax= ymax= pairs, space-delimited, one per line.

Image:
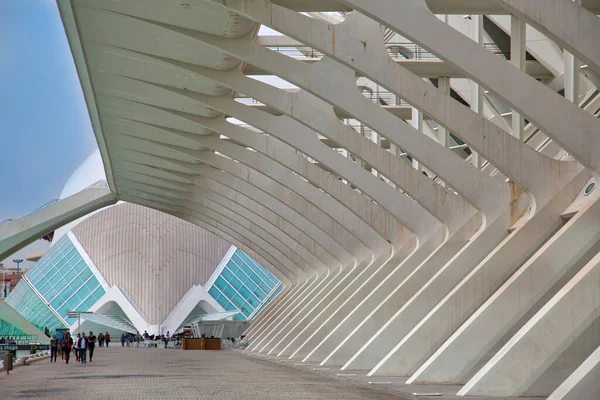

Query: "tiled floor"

xmin=249 ymin=354 xmax=545 ymax=400
xmin=0 ymin=347 xmax=412 ymax=399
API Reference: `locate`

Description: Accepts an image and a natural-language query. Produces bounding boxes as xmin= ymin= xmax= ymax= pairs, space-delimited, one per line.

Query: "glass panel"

xmin=214 ymin=277 xmax=227 ymax=292
xmin=226 ymin=261 xmax=240 ymax=276
xmin=91 ymin=286 xmax=105 ymax=302
xmin=230 ymin=294 xmax=245 ymax=308
xmin=5 ymin=281 xmax=66 ymax=333
xmin=78 ymin=268 xmax=93 ymax=282
xmin=208 ymin=286 xmax=221 ymax=299
xmin=221 ymin=267 xmax=234 ymax=282
xmin=228 ymin=275 xmax=243 ymax=291
xmin=222 ymin=285 xmax=236 ymax=299
xmin=64 ymin=247 xmax=78 ymax=261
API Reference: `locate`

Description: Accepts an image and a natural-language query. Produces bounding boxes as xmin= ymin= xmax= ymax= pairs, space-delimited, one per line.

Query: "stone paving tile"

xmin=0 ymin=347 xmax=412 ymax=399
xmin=248 ymin=358 xmax=543 ymax=400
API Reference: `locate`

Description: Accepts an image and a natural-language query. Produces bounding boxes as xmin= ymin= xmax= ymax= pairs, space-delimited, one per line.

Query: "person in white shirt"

xmin=77 ymin=333 xmax=88 ymax=364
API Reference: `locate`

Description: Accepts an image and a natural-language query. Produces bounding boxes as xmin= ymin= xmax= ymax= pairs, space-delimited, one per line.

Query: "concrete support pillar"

xmin=410 ymin=107 xmax=422 ymax=171
xmin=548 ymin=345 xmax=600 ymax=400
xmin=371 ymin=129 xmax=379 ymax=177
xmin=511 ymin=15 xmax=526 ymax=141
xmin=564 ymin=51 xmax=580 ymax=103
xmin=437 ymin=76 xmax=451 ymax=187
xmin=460 ymin=238 xmax=600 ymax=397
xmin=437 ymin=76 xmax=451 ymax=150
xmin=565 ymin=0 xmax=582 ymax=104
xmin=470 ymin=15 xmax=484 ymax=168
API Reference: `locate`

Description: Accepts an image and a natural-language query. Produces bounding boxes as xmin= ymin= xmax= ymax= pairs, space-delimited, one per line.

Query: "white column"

xmin=371 ymin=130 xmax=379 ymax=177
xmin=410 ymin=106 xmax=422 ymax=170
xmin=470 ymin=15 xmax=484 ymax=168
xmin=437 ymin=77 xmax=451 ymax=149
xmin=510 ymin=15 xmax=526 ymax=141
xmin=564 ymin=0 xmax=582 ymax=104
xmin=564 ymin=52 xmax=580 ymax=103
xmin=438 ymin=76 xmax=451 ymax=187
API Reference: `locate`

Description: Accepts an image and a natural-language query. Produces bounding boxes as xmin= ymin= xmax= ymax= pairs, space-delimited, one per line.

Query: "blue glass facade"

xmin=0 ymin=319 xmax=26 ymax=337
xmin=207 ymin=249 xmax=282 ymax=320
xmin=4 ymin=235 xmax=106 ymax=332
xmin=5 ymin=281 xmax=66 ymax=333
xmin=24 ymin=235 xmax=106 ymax=324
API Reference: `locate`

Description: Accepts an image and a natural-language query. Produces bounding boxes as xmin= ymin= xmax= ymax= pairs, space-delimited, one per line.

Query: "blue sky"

xmin=1 ymin=0 xmax=98 ymax=266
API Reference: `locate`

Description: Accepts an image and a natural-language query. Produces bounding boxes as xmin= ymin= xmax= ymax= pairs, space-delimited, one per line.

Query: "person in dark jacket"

xmin=62 ymin=333 xmax=73 ymax=364
xmin=87 ymin=332 xmax=96 ymax=362
xmin=50 ymin=335 xmax=58 ymax=362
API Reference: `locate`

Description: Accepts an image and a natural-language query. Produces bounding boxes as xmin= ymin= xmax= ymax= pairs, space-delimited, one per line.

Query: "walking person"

xmin=77 ymin=333 xmax=87 ymax=364
xmin=50 ymin=335 xmax=58 ymax=363
xmin=120 ymin=332 xmax=125 ymax=347
xmin=98 ymin=332 xmax=104 ymax=348
xmin=105 ymin=332 xmax=110 ymax=347
xmin=62 ymin=333 xmax=73 ymax=364
xmin=87 ymin=331 xmax=96 ymax=362
xmin=74 ymin=333 xmax=81 ymax=362
xmin=164 ymin=331 xmax=170 ymax=349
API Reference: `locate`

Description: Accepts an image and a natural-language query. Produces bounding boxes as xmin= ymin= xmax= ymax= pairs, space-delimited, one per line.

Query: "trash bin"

xmin=3 ymin=352 xmax=14 ymax=374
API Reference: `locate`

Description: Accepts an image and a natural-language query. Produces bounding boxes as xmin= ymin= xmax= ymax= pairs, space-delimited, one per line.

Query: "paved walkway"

xmin=0 ymin=347 xmax=412 ymax=399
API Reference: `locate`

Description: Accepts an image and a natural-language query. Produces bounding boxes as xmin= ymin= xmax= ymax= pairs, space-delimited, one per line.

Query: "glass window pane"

xmin=229 ymin=275 xmax=243 ymax=291
xmin=208 ymin=286 xmax=221 ymax=299
xmin=222 ymin=285 xmax=236 ymax=299
xmin=214 ymin=277 xmax=227 ymax=291
xmin=221 ymin=268 xmax=234 ymax=282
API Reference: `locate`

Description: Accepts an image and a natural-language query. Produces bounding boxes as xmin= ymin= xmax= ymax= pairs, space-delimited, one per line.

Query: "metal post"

xmin=1 ymin=267 xmax=6 ymax=298
xmin=13 ymin=259 xmax=23 ymax=274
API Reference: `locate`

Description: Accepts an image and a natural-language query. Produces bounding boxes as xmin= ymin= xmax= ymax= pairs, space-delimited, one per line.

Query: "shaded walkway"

xmin=0 ymin=347 xmax=409 ymax=399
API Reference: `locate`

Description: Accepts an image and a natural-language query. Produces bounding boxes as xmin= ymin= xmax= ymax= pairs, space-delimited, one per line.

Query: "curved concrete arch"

xmin=118 ymin=153 xmax=366 ymax=264
xmin=185 ymin=179 xmax=337 ymax=270
xmin=216 ymin=4 xmax=578 ymax=208
xmin=192 ymin=164 xmax=355 ymax=265
xmin=111 ymin=152 xmax=359 ymax=267
xmin=118 ymin=63 xmax=470 ymax=236
xmin=127 ymin=172 xmax=331 ymax=273
xmin=171 ymin=19 xmax=506 ymax=218
xmin=108 ymin=99 xmax=399 ymax=254
xmin=100 ymin=77 xmax=435 ymax=245
xmin=116 ymin=178 xmax=314 ymax=278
